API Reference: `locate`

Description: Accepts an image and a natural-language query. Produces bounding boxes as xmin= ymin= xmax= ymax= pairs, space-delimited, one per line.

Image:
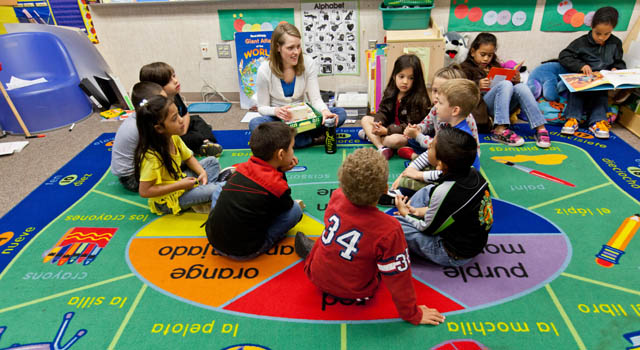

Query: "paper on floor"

xmin=241 ymin=111 xmax=261 ymax=123
xmin=0 ymin=141 xmax=28 ymax=156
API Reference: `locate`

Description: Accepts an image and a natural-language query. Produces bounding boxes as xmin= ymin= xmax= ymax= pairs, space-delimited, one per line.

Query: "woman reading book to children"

xmin=559 ymin=6 xmax=625 ymax=140
xmin=251 ymin=23 xmax=346 ymax=148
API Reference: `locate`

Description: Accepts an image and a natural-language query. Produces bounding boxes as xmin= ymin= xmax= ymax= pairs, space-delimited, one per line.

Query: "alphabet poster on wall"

xmin=234 ymin=31 xmax=272 ymax=109
xmin=219 ymin=8 xmax=294 ymax=41
xmin=448 ymin=0 xmax=536 ymax=32
xmin=301 ymin=0 xmax=359 ymax=75
xmin=541 ymin=0 xmax=634 ymax=32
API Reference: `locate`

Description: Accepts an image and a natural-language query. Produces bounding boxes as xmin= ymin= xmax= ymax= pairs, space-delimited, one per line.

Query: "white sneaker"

xmin=561 ymin=118 xmax=579 ymax=135
xmin=357 ymin=129 xmax=369 ymax=141
xmin=589 ymin=120 xmax=610 ymax=139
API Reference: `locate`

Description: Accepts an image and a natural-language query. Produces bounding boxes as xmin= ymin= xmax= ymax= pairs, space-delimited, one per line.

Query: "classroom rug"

xmin=0 ymin=125 xmax=639 ymax=350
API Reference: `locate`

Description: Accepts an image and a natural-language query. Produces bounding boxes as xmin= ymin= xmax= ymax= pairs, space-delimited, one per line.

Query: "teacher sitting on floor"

xmin=250 ymin=22 xmax=347 ymax=148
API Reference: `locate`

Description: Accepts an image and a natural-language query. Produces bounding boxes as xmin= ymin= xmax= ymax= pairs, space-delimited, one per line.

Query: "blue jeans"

xmin=395 ymin=185 xmax=471 ymax=267
xmin=564 ymin=90 xmax=608 ymax=125
xmin=178 ymin=157 xmax=225 ymax=210
xmin=249 ymin=107 xmax=347 ymax=148
xmin=218 ymin=201 xmax=303 ymax=261
xmin=407 ymin=138 xmax=426 ymax=154
xmin=484 ymin=80 xmax=546 ymax=129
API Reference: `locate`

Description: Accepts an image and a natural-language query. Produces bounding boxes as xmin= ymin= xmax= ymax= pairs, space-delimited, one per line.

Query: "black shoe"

xmin=217 ymin=166 xmax=236 ymax=182
xmin=200 ymin=143 xmax=223 ymax=157
xmin=311 ymin=134 xmax=326 ymax=146
xmin=295 ymin=231 xmax=315 ymax=259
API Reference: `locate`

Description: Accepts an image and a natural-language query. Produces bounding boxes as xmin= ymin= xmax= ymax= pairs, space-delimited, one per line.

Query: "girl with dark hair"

xmin=559 ymin=6 xmax=625 ymax=139
xmin=359 ymin=54 xmax=431 ymax=160
xmin=134 ymin=95 xmax=228 ymax=215
xmin=139 ymin=62 xmax=223 ymax=157
xmin=461 ymin=33 xmax=550 ymax=149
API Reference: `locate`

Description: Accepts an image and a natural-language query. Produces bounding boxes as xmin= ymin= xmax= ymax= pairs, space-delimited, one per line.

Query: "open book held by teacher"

xmin=560 ymin=69 xmax=640 ymax=92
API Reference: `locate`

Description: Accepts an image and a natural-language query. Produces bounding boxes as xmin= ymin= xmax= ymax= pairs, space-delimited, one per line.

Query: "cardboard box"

xmin=285 ymin=103 xmax=322 ymax=133
xmin=619 ymin=106 xmax=640 ymax=138
xmin=385 ymin=19 xmax=444 ymax=89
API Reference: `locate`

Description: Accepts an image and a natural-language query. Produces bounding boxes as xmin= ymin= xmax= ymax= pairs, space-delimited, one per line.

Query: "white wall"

xmin=90 ymin=0 xmax=640 ymax=97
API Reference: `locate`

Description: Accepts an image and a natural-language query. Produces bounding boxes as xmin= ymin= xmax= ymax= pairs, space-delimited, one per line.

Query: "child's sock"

xmin=397 ymin=146 xmax=415 ymax=160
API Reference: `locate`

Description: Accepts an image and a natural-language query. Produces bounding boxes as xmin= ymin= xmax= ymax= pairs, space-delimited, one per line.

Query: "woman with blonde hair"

xmin=250 ymin=23 xmax=346 ymax=148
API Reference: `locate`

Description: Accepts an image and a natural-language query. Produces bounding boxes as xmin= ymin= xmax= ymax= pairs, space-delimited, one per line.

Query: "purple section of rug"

xmin=412 ymin=234 xmax=569 ymax=308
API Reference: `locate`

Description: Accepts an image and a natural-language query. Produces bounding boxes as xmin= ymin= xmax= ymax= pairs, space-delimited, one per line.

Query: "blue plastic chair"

xmin=0 ymin=32 xmax=91 ymax=134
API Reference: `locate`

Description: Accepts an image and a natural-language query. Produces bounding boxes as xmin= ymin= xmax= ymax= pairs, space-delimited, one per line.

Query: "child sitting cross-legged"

xmin=395 ymin=126 xmax=493 ymax=267
xmin=134 ymin=95 xmax=228 ymax=215
xmin=295 ymin=148 xmax=445 ymax=326
xmin=206 ymin=122 xmax=304 ymax=260
xmin=389 ymin=79 xmax=481 ymax=196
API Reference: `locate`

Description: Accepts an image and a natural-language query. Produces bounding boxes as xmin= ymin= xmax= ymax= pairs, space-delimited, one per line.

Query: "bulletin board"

xmin=540 ymin=0 xmax=635 ymax=32
xmin=448 ymin=0 xmax=536 ymax=32
xmin=218 ymin=8 xmax=294 ymax=41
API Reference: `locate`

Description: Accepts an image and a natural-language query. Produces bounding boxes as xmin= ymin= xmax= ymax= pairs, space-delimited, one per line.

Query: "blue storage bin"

xmin=0 ymin=32 xmax=91 ymax=134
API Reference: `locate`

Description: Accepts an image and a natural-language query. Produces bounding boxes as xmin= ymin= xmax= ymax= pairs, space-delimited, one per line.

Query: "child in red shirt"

xmin=296 ymin=148 xmax=444 ymax=325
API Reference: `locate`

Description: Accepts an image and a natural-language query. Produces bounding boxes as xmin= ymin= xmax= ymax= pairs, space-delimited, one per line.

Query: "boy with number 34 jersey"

xmin=296 ymin=148 xmax=444 ymax=325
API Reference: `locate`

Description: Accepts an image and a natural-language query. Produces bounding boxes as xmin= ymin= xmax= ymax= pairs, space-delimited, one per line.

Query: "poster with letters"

xmin=301 ymin=1 xmax=359 ymax=75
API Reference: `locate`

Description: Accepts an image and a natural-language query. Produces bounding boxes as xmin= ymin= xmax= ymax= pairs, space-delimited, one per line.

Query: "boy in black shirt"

xmin=206 ymin=122 xmax=303 ymax=260
xmin=395 ymin=127 xmax=493 ymax=266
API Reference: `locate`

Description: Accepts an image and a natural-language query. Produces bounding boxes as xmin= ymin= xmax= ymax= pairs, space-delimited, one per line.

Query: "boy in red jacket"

xmin=296 ymin=148 xmax=444 ymax=325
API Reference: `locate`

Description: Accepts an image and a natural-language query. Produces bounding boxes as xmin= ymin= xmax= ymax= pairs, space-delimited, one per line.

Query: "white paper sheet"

xmin=0 ymin=141 xmax=29 ymax=156
xmin=241 ymin=111 xmax=262 ymax=123
xmin=6 ymin=76 xmax=48 ymax=91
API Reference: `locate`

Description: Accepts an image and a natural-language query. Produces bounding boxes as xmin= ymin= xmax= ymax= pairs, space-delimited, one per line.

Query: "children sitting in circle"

xmin=395 ymin=126 xmax=493 ymax=267
xmin=359 ymin=54 xmax=431 ymax=160
xmin=140 ymin=62 xmax=223 ymax=157
xmin=401 ymin=65 xmax=480 ymax=161
xmin=295 ymin=148 xmax=445 ymax=325
xmin=390 ymin=78 xmax=481 ymax=195
xmin=134 ymin=95 xmax=228 ymax=215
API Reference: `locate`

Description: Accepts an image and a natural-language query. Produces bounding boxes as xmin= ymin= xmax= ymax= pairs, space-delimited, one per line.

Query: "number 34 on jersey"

xmin=320 ymin=214 xmax=411 ymax=275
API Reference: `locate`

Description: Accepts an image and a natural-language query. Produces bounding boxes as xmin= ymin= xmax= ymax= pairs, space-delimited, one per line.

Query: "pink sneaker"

xmin=490 ymin=128 xmax=525 ymax=147
xmin=535 ymin=129 xmax=551 ymax=148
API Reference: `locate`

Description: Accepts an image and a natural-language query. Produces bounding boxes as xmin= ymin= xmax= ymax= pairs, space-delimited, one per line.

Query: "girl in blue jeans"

xmin=134 ymin=95 xmax=227 ymax=215
xmin=461 ymin=33 xmax=550 ymax=148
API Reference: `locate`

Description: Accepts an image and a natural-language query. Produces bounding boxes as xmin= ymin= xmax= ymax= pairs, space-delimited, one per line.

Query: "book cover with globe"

xmin=235 ymin=31 xmax=273 ymax=109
